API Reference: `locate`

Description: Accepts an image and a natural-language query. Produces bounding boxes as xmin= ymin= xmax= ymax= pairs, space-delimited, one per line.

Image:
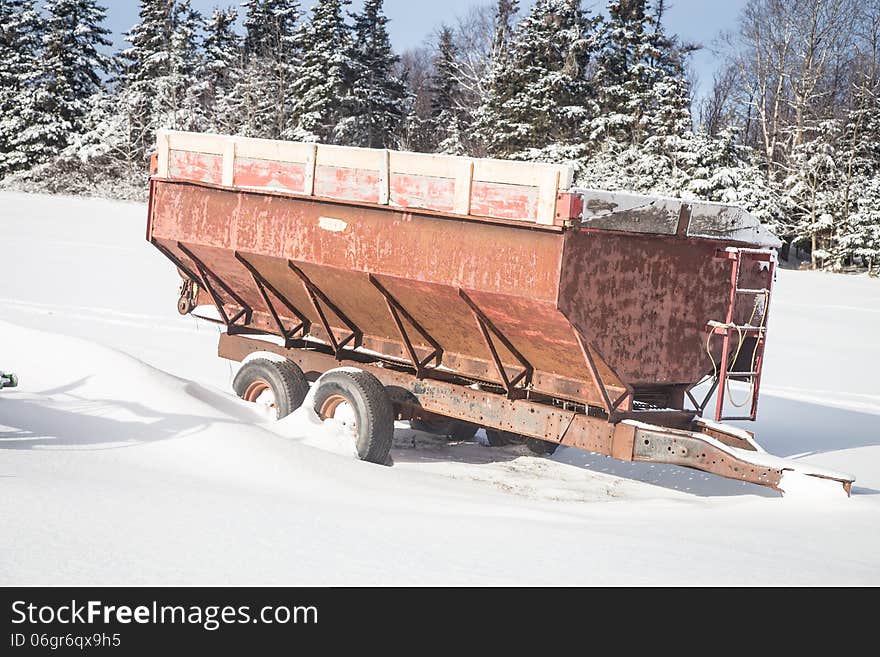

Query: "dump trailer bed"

xmin=147 ymin=130 xmax=854 ymax=496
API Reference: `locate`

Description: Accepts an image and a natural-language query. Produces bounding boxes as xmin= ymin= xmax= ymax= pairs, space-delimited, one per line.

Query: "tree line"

xmin=0 ymin=0 xmax=877 ymax=272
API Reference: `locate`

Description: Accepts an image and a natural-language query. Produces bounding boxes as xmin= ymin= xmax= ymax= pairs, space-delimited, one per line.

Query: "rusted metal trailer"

xmin=147 ymin=130 xmax=854 ymax=495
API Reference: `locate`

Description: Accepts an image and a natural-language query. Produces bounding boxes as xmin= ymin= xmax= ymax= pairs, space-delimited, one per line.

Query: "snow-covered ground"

xmin=0 ymin=191 xmax=878 ymax=585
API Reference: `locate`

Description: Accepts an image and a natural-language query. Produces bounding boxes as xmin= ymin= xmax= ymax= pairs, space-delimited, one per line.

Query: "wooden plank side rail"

xmin=155 ymin=129 xmax=574 ymax=226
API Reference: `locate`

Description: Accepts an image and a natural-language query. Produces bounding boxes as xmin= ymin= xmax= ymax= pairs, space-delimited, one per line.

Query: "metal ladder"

xmin=708 ymin=247 xmax=776 ymax=422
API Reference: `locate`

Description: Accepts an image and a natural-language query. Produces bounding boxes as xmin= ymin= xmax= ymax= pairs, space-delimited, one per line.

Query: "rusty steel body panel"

xmin=559 ymin=230 xmax=767 ymax=390
xmin=148 ymin=178 xmax=766 ymax=411
xmin=149 ymin=180 xmax=630 ymax=408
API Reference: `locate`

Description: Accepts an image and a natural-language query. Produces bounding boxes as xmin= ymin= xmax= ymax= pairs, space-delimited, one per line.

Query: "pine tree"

xmin=591 ymin=0 xmax=653 ymax=145
xmin=0 ymin=0 xmax=45 ymax=174
xmin=473 ymin=0 xmax=598 ymax=158
xmin=38 ymin=0 xmax=112 ymax=156
xmin=116 ymin=0 xmax=204 ymax=158
xmin=684 ymin=127 xmax=786 ymax=233
xmin=201 ymin=7 xmax=242 ymax=133
xmin=490 ymin=0 xmax=519 ymax=62
xmin=642 ymin=2 xmax=693 ymax=142
xmin=116 ymin=0 xmax=175 ymax=157
xmin=238 ymin=0 xmax=301 ymax=138
xmin=396 ymin=48 xmax=436 ymax=153
xmin=842 ymin=176 xmax=880 ymax=274
xmin=590 ymin=0 xmax=693 ymax=147
xmin=289 ymin=0 xmax=353 ymax=142
xmin=166 ymin=0 xmax=205 ymax=130
xmin=429 ymin=26 xmax=465 ymax=154
xmin=834 ymin=85 xmax=880 ymax=271
xmin=334 ymin=0 xmax=408 ymax=148
xmin=243 ymin=0 xmax=300 ymax=58
xmin=784 ymin=120 xmax=841 ymax=268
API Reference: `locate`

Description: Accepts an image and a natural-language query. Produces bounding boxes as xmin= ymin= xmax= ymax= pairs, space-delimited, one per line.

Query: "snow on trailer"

xmin=146 ymin=130 xmax=854 ymax=496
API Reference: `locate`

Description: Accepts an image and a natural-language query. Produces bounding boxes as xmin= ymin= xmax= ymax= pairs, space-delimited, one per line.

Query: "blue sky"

xmin=104 ymin=0 xmax=746 ymax=95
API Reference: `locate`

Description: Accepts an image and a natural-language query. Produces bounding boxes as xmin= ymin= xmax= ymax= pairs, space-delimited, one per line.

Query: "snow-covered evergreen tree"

xmin=473 ymin=0 xmax=598 ymax=158
xmin=833 ymin=85 xmax=880 ymax=271
xmin=117 ymin=0 xmax=171 ymax=87
xmin=784 ymin=120 xmax=841 ymax=268
xmin=116 ymin=0 xmax=204 ymax=158
xmin=115 ymin=0 xmax=175 ymax=157
xmin=0 ymin=0 xmax=45 ymax=174
xmin=289 ymin=0 xmax=353 ymax=142
xmin=429 ymin=26 xmax=466 ymax=154
xmin=166 ymin=1 xmax=205 ymax=129
xmin=201 ymin=7 xmax=241 ymax=133
xmin=37 ymin=0 xmax=112 ymax=156
xmin=237 ymin=0 xmax=300 ymax=138
xmin=334 ymin=0 xmax=408 ymax=148
xmin=684 ymin=127 xmax=786 ymax=233
xmin=490 ymin=0 xmax=519 ymax=62
xmin=841 ymin=177 xmax=880 ymax=274
xmin=590 ymin=0 xmax=651 ymax=144
xmin=243 ymin=0 xmax=300 ymax=58
xmin=590 ymin=0 xmax=692 ymax=148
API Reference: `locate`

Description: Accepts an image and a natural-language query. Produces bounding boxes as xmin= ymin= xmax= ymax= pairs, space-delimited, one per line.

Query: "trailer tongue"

xmin=147 ymin=130 xmax=854 ymax=496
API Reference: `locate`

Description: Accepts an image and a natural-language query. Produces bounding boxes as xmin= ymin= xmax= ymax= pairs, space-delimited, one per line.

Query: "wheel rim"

xmin=318 ymin=394 xmax=358 ymax=438
xmin=242 ymin=379 xmax=277 ymax=411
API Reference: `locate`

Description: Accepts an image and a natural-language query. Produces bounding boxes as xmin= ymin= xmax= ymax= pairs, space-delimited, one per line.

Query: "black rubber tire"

xmin=527 ymin=437 xmax=559 ymax=456
xmin=233 ymin=358 xmax=310 ymax=419
xmin=313 ymin=370 xmax=394 ymax=465
xmin=448 ymin=422 xmax=479 ymax=442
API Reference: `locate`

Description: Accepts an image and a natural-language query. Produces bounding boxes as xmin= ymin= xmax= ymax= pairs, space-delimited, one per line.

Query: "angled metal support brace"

xmin=573 ymin=330 xmax=633 ymax=418
xmin=287 ymin=261 xmax=362 ymax=358
xmin=151 ymin=239 xmax=202 ymax=290
xmin=459 ymin=289 xmax=532 ymax=398
xmin=235 ymin=253 xmax=310 ymax=347
xmin=369 ymin=275 xmax=442 ymax=378
xmin=177 ymin=242 xmax=252 ymax=327
xmin=686 ymin=377 xmax=720 ymax=417
xmin=612 ymin=389 xmax=632 ymax=411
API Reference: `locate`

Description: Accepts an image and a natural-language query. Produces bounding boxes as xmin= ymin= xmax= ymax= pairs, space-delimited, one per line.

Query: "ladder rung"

xmin=735 ymin=288 xmax=769 ymax=295
xmin=728 ymin=371 xmax=759 ymax=377
xmin=721 ymin=416 xmax=756 ymax=421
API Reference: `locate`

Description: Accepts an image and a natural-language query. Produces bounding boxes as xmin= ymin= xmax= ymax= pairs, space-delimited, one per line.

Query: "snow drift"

xmin=0 ymin=192 xmax=878 ymax=585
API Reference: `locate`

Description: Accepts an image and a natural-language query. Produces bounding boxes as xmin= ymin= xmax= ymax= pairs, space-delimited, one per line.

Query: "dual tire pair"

xmin=233 ymin=358 xmax=393 ymax=465
xmin=234 ymin=358 xmax=560 ymax=461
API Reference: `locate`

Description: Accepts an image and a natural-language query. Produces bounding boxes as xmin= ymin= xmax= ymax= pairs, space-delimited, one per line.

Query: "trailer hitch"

xmin=177 ymin=277 xmax=198 ymax=315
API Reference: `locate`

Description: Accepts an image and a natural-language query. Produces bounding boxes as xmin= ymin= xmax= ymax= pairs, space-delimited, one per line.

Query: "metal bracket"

xmin=369 ymin=275 xmax=442 ymax=378
xmin=151 ymin=239 xmax=202 ymax=289
xmin=176 ymin=242 xmax=252 ymax=327
xmin=459 ymin=289 xmax=532 ymax=398
xmin=287 ymin=261 xmax=362 ymax=358
xmin=573 ymin=330 xmax=635 ymax=419
xmin=235 ymin=252 xmax=311 ymax=347
xmin=685 ymin=377 xmax=720 ymax=416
